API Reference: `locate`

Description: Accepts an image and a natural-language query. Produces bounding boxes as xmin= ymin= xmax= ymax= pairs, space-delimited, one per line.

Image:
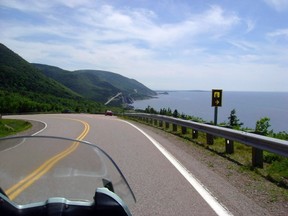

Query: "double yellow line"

xmin=5 ymin=119 xmax=90 ymax=200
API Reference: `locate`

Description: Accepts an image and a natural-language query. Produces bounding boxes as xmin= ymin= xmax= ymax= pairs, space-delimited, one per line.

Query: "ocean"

xmin=132 ymin=91 xmax=288 ymax=133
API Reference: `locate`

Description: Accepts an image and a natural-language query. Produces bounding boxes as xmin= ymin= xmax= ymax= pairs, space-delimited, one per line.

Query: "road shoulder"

xmin=12 ymin=120 xmax=45 ymax=136
xmin=128 ymin=120 xmax=288 ymax=216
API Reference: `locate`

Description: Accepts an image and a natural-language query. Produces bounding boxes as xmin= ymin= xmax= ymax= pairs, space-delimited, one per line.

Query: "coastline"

xmin=132 ymin=91 xmax=288 ymax=133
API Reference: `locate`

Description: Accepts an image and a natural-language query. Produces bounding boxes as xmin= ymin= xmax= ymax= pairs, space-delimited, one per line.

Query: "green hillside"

xmin=33 ymin=64 xmax=121 ymax=103
xmin=0 ymin=44 xmax=80 ymax=99
xmin=76 ymin=69 xmax=156 ymax=99
xmin=0 ymin=43 xmax=155 ymax=113
xmin=33 ymin=65 xmax=156 ymax=104
xmin=0 ymin=43 xmax=105 ymax=113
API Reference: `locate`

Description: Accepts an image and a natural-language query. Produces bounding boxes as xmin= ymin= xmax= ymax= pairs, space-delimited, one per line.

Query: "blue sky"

xmin=1 ymin=0 xmax=288 ymax=91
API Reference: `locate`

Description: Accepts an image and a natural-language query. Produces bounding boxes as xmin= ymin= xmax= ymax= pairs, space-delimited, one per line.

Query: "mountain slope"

xmin=32 ymin=64 xmax=120 ymax=103
xmin=76 ymin=70 xmax=156 ymax=98
xmin=0 ymin=43 xmax=80 ymax=99
xmin=0 ymin=43 xmax=105 ymax=113
xmin=0 ymin=43 xmax=155 ymax=113
xmin=33 ymin=64 xmax=156 ymax=103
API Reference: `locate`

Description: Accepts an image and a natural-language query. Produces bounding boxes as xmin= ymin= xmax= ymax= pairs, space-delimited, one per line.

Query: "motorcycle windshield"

xmin=0 ymin=136 xmax=136 ymax=207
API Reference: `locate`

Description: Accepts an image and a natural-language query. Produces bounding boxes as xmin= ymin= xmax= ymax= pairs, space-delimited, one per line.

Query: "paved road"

xmin=0 ymin=114 xmax=272 ymax=216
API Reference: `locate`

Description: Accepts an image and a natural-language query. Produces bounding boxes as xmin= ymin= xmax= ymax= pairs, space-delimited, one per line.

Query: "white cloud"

xmin=1 ymin=1 xmax=287 ymax=91
xmin=66 ymin=4 xmax=241 ymax=49
xmin=0 ymin=2 xmax=241 ymax=49
xmin=0 ymin=0 xmax=52 ymax=12
xmin=267 ymin=28 xmax=288 ymax=39
xmin=228 ymin=40 xmax=258 ymax=51
xmin=264 ymin=0 xmax=288 ymax=11
xmin=54 ymin=0 xmax=94 ymax=8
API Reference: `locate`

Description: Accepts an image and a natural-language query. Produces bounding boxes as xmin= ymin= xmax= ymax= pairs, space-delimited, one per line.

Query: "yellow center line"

xmin=5 ymin=118 xmax=90 ymax=200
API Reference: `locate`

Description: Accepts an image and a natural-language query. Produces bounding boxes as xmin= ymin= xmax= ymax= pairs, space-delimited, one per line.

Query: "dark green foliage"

xmin=33 ymin=64 xmax=156 ymax=103
xmin=145 ymin=106 xmax=204 ymax=122
xmin=33 ymin=64 xmax=119 ymax=102
xmin=0 ymin=90 xmax=105 ymax=114
xmin=263 ymin=152 xmax=283 ymax=163
xmin=271 ymin=131 xmax=288 ymax=141
xmin=0 ymin=43 xmax=106 ymax=113
xmin=255 ymin=117 xmax=271 ymax=136
xmin=0 ymin=44 xmax=80 ymax=99
xmin=144 ymin=105 xmax=158 ymax=114
xmin=228 ymin=109 xmax=243 ymax=129
xmin=77 ymin=70 xmax=156 ymax=97
xmin=172 ymin=109 xmax=179 ymax=118
xmin=266 ymin=157 xmax=288 ymax=186
xmin=159 ymin=108 xmax=172 ymax=116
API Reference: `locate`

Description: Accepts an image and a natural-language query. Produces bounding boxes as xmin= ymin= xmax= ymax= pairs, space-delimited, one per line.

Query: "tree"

xmin=228 ymin=109 xmax=243 ymax=129
xmin=172 ymin=109 xmax=179 ymax=118
xmin=145 ymin=105 xmax=157 ymax=114
xmin=255 ymin=117 xmax=271 ymax=135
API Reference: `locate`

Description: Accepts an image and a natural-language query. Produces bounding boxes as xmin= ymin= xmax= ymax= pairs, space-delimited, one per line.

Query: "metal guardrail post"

xmin=205 ymin=123 xmax=214 ymax=145
xmin=165 ymin=122 xmax=169 ymax=130
xmin=192 ymin=130 xmax=198 ymax=139
xmin=225 ymin=139 xmax=234 ymax=154
xmin=252 ymin=147 xmax=263 ymax=168
xmin=206 ymin=134 xmax=214 ymax=145
xmin=173 ymin=124 xmax=177 ymax=132
xmin=153 ymin=119 xmax=157 ymax=126
xmin=159 ymin=120 xmax=163 ymax=128
xmin=182 ymin=126 xmax=187 ymax=134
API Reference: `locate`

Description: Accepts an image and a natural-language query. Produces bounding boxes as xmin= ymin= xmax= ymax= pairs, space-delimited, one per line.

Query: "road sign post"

xmin=214 ymin=106 xmax=218 ymax=125
xmin=211 ymin=89 xmax=223 ymax=125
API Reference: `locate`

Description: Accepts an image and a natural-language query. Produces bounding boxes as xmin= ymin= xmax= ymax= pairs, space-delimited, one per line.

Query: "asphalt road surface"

xmin=0 ymin=114 xmax=272 ymax=216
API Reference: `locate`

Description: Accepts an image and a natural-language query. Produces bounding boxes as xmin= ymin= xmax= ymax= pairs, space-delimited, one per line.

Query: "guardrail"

xmin=123 ymin=113 xmax=288 ymax=168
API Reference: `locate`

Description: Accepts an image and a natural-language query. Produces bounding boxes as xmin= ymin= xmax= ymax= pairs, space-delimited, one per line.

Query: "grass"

xmin=0 ymin=119 xmax=32 ymax=137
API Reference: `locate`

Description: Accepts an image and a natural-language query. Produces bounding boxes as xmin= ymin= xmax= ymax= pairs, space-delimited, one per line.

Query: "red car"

xmin=105 ymin=110 xmax=113 ymax=116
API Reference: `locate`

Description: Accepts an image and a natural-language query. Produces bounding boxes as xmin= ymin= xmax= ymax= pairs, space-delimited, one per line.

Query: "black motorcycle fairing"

xmin=0 ymin=188 xmax=131 ymax=216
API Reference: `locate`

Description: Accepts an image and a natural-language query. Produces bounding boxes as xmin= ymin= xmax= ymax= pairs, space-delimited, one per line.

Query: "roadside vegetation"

xmin=133 ymin=106 xmax=288 ymax=188
xmin=0 ymin=119 xmax=32 ymax=137
xmin=0 ymin=90 xmax=109 ymax=114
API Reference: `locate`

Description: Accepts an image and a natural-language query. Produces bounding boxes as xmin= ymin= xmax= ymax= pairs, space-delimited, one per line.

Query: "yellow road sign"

xmin=212 ymin=89 xmax=222 ymax=107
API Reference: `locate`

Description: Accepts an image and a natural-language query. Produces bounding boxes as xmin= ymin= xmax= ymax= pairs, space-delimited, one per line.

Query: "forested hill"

xmin=0 ymin=43 xmax=102 ymax=113
xmin=76 ymin=69 xmax=156 ymax=101
xmin=0 ymin=43 xmax=156 ymax=113
xmin=0 ymin=43 xmax=80 ymax=99
xmin=33 ymin=64 xmax=156 ymax=103
xmin=32 ymin=64 xmax=119 ymax=103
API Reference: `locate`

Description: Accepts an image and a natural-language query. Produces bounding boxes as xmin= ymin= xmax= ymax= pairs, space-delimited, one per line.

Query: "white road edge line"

xmin=0 ymin=119 xmax=47 ymax=153
xmin=30 ymin=120 xmax=47 ymax=136
xmin=121 ymin=120 xmax=233 ymax=216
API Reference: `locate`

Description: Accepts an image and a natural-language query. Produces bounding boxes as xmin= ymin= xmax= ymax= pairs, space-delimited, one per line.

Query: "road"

xmin=0 ymin=114 xmax=272 ymax=216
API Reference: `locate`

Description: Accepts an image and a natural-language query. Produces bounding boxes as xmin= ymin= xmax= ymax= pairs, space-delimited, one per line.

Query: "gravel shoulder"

xmin=129 ymin=120 xmax=288 ymax=216
xmin=14 ymin=120 xmax=46 ymax=136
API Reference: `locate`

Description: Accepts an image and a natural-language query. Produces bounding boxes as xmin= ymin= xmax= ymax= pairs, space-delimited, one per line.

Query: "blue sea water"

xmin=132 ymin=91 xmax=288 ymax=133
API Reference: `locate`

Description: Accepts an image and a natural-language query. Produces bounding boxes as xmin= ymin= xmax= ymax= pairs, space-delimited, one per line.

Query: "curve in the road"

xmin=5 ymin=118 xmax=90 ymax=200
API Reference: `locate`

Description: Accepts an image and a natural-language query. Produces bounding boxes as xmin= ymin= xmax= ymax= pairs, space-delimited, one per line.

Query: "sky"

xmin=1 ymin=0 xmax=288 ymax=91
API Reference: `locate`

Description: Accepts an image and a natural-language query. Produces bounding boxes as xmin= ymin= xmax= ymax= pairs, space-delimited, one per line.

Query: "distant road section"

xmin=105 ymin=92 xmax=122 ymax=105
